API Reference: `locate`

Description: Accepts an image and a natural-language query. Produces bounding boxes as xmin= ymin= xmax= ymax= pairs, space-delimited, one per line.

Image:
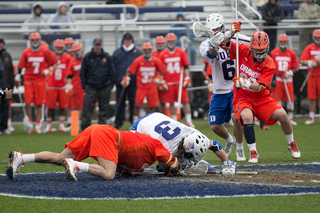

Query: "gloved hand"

xmin=273 ymin=16 xmax=281 ymax=23
xmin=232 ymin=77 xmax=251 ymax=90
xmin=281 ymin=70 xmax=294 ymax=79
xmin=158 ymin=80 xmax=168 ymax=91
xmin=183 ymin=76 xmax=191 ymax=88
xmin=231 ymin=21 xmax=242 ymax=35
xmin=14 ymin=73 xmax=21 ymax=88
xmin=307 ymin=59 xmax=320 ymax=69
xmin=221 ymin=160 xmax=236 ymax=176
xmin=209 ymin=31 xmax=224 ymax=49
xmin=121 ymin=76 xmax=130 ymax=88
xmin=152 ymin=75 xmax=164 ymax=85
xmin=65 ymin=84 xmax=74 ymax=97
xmin=41 ymin=67 xmax=53 ymax=76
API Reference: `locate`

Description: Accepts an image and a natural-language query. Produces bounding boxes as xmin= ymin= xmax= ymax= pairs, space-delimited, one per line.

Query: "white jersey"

xmin=132 ymin=112 xmax=210 ymax=155
xmin=199 ymin=33 xmax=250 ymax=94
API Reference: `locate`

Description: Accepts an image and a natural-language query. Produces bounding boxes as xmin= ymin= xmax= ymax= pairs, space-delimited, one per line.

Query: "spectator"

xmin=297 ymin=0 xmax=320 ymax=56
xmin=261 ymin=0 xmax=284 ymax=52
xmin=112 ymin=33 xmax=142 ymax=130
xmin=47 ymin=2 xmax=76 ymax=31
xmin=277 ymin=0 xmax=295 ymax=18
xmin=299 ymin=29 xmax=320 ymax=124
xmin=15 ymin=32 xmax=59 ymax=134
xmin=45 ymin=39 xmax=72 ymax=133
xmin=169 ymin=11 xmax=196 ymax=65
xmin=21 ymin=2 xmax=50 ymax=33
xmin=158 ymin=33 xmax=195 ymax=128
xmin=0 ymin=38 xmax=14 ymax=135
xmin=80 ymin=38 xmax=116 ymax=131
xmin=271 ymin=34 xmax=300 ymax=126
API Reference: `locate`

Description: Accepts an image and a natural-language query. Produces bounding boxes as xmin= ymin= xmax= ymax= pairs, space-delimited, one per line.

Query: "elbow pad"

xmin=257 ymin=83 xmax=267 ymax=92
xmin=206 ymin=50 xmax=216 ymax=59
xmin=183 ymin=65 xmax=189 ymax=69
xmin=66 ymin=75 xmax=73 ymax=80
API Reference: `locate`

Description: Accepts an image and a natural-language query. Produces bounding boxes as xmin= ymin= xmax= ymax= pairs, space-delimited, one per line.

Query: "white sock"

xmin=185 ymin=113 xmax=192 ymax=124
xmin=67 ymin=116 xmax=71 ymax=124
xmin=237 ymin=142 xmax=244 ymax=150
xmin=22 ymin=154 xmax=35 ymax=163
xmin=285 ymin=133 xmax=294 ymax=144
xmin=8 ymin=118 xmax=12 ymax=126
xmin=247 ymin=143 xmax=257 ymax=152
xmin=75 ymin=161 xmax=89 ymax=172
xmin=288 ymin=112 xmax=293 ymax=119
xmin=171 ymin=114 xmax=177 ymax=121
xmin=310 ymin=112 xmax=315 ymax=119
xmin=225 ymin=133 xmax=234 ymax=143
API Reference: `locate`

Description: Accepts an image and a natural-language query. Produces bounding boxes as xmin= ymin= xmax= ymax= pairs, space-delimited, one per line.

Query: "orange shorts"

xmin=24 ymin=79 xmax=47 ymax=105
xmin=135 ymin=86 xmax=159 ymax=108
xmin=307 ymin=76 xmax=320 ymax=99
xmin=47 ymin=89 xmax=69 ymax=109
xmin=233 ymin=96 xmax=282 ymax=126
xmin=65 ymin=124 xmax=121 ymax=164
xmin=69 ymin=85 xmax=84 ymax=110
xmin=273 ymin=80 xmax=294 ymax=102
xmin=159 ymin=84 xmax=189 ymax=104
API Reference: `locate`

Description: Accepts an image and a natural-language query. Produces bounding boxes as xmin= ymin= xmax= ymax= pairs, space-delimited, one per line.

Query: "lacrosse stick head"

xmin=183 ymin=132 xmax=209 ymax=161
xmin=193 ymin=22 xmax=214 ymax=38
xmin=180 ymin=36 xmax=190 ymax=49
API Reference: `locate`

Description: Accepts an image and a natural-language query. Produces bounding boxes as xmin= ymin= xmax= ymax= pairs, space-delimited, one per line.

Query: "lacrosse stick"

xmin=17 ymin=86 xmax=27 ymax=118
xmin=176 ymin=66 xmax=184 ymax=120
xmin=235 ymin=0 xmax=240 ymax=79
xmin=283 ymin=79 xmax=293 ymax=110
xmin=192 ymin=21 xmax=214 ymax=38
xmin=299 ymin=68 xmax=313 ymax=92
xmin=180 ymin=36 xmax=190 ymax=50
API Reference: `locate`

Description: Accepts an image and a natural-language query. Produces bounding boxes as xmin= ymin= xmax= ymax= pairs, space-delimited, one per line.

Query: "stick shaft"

xmin=283 ymin=79 xmax=293 ymax=110
xmin=299 ymin=68 xmax=313 ymax=92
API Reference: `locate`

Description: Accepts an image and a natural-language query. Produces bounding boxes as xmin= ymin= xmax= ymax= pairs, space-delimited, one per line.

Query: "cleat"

xmin=187 ymin=123 xmax=195 ymax=128
xmin=59 ymin=125 xmax=69 ymax=132
xmin=262 ymin=125 xmax=269 ymax=130
xmin=8 ymin=126 xmax=15 ymax=132
xmin=224 ymin=137 xmax=236 ymax=158
xmin=288 ymin=141 xmax=300 ymax=159
xmin=290 ymin=119 xmax=297 ymax=126
xmin=35 ymin=125 xmax=42 ymax=134
xmin=248 ymin=150 xmax=259 ymax=163
xmin=236 ymin=149 xmax=246 ymax=161
xmin=62 ymin=158 xmax=79 ymax=181
xmin=24 ymin=121 xmax=33 ymax=133
xmin=305 ymin=117 xmax=314 ymax=125
xmin=6 ymin=151 xmax=24 ymax=180
xmin=44 ymin=124 xmax=57 ymax=133
xmin=254 ymin=118 xmax=260 ymax=126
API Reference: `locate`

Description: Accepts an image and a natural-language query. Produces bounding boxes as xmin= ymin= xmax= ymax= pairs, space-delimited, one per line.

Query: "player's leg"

xmin=45 ymin=89 xmax=57 ymax=133
xmin=305 ymin=77 xmax=316 ymax=124
xmin=180 ymin=87 xmax=194 ymax=127
xmin=133 ymin=88 xmax=145 ymax=122
xmin=34 ymin=79 xmax=47 ymax=133
xmin=58 ymin=89 xmax=70 ymax=132
xmin=23 ymin=82 xmax=34 ymax=133
xmin=81 ymin=86 xmax=97 ymax=130
xmin=232 ymin=113 xmax=246 ymax=161
xmin=146 ymin=86 xmax=159 ymax=114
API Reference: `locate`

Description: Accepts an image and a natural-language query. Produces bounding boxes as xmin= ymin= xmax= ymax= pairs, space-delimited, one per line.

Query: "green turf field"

xmin=1 ymin=118 xmax=320 ymax=212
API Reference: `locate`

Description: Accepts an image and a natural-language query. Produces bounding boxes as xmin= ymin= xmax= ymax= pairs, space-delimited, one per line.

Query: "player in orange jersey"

xmin=152 ymin=35 xmax=166 ymax=58
xmin=158 ymin=33 xmax=194 ymax=127
xmin=65 ymin=43 xmax=85 ymax=124
xmin=211 ymin=24 xmax=301 ymax=163
xmin=64 ymin=37 xmax=74 ymax=56
xmin=15 ymin=32 xmax=59 ymax=134
xmin=300 ymin=29 xmax=320 ymax=125
xmin=271 ymin=34 xmax=300 ymax=126
xmin=122 ymin=42 xmax=166 ymax=122
xmin=45 ymin=39 xmax=72 ymax=133
xmin=202 ymin=59 xmax=213 ymax=103
xmin=6 ymin=124 xmax=179 ymax=181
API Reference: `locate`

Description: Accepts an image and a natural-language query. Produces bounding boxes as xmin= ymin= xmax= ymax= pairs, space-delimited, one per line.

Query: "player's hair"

xmin=176 ymin=139 xmax=185 ymax=163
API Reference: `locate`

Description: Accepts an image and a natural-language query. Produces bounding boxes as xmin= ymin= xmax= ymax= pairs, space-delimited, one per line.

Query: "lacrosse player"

xmin=198 ymin=13 xmax=249 ymax=161
xmin=131 ymin=112 xmax=236 ymax=176
xmin=158 ymin=33 xmax=195 ymax=128
xmin=300 ymin=29 xmax=320 ymax=125
xmin=15 ymin=32 xmax=59 ymax=134
xmin=6 ymin=124 xmax=179 ymax=181
xmin=270 ymin=34 xmax=299 ymax=126
xmin=214 ymin=24 xmax=301 ymax=163
xmin=45 ymin=39 xmax=72 ymax=133
xmin=152 ymin=36 xmax=166 ymax=58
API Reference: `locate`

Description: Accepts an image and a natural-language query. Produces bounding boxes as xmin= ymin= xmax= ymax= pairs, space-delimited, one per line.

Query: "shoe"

xmin=8 ymin=126 xmax=15 ymax=132
xmin=236 ymin=149 xmax=246 ymax=161
xmin=290 ymin=119 xmax=297 ymax=126
xmin=224 ymin=137 xmax=236 ymax=158
xmin=62 ymin=158 xmax=79 ymax=181
xmin=277 ymin=121 xmax=281 ymax=126
xmin=35 ymin=125 xmax=42 ymax=134
xmin=23 ymin=121 xmax=33 ymax=134
xmin=44 ymin=124 xmax=57 ymax=133
xmin=248 ymin=150 xmax=259 ymax=163
xmin=262 ymin=125 xmax=269 ymax=130
xmin=6 ymin=151 xmax=24 ymax=180
xmin=254 ymin=118 xmax=260 ymax=126
xmin=187 ymin=123 xmax=195 ymax=128
xmin=288 ymin=141 xmax=301 ymax=159
xmin=224 ymin=122 xmax=234 ymax=127
xmin=59 ymin=124 xmax=69 ymax=132
xmin=305 ymin=117 xmax=314 ymax=125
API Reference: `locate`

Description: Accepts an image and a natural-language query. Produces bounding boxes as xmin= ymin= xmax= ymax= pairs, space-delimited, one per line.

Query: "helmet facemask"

xmin=156 ymin=43 xmax=165 ymax=52
xmin=313 ymin=36 xmax=320 ymax=46
xmin=30 ymin=39 xmax=41 ymax=51
xmin=251 ymin=46 xmax=269 ymax=63
xmin=279 ymin=41 xmax=288 ymax=52
xmin=143 ymin=49 xmax=152 ymax=61
xmin=167 ymin=40 xmax=176 ymax=51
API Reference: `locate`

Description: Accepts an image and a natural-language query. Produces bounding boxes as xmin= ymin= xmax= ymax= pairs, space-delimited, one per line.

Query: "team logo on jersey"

xmin=102 ymin=58 xmax=106 ymax=62
xmin=215 ymin=51 xmax=229 ymax=60
xmin=240 ymin=64 xmax=260 ymax=78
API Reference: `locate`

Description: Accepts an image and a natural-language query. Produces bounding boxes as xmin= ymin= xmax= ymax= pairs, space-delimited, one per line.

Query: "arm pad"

xmin=66 ymin=75 xmax=73 ymax=80
xmin=257 ymin=83 xmax=267 ymax=92
xmin=209 ymin=140 xmax=223 ymax=152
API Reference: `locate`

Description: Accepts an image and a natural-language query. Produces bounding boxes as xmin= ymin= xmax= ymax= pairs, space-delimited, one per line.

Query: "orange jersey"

xmin=158 ymin=47 xmax=189 ymax=83
xmin=18 ymin=46 xmax=59 ymax=82
xmin=128 ymin=55 xmax=166 ymax=89
xmin=300 ymin=43 xmax=320 ymax=76
xmin=152 ymin=49 xmax=161 ymax=58
xmin=203 ymin=58 xmax=212 ymax=76
xmin=48 ymin=53 xmax=72 ymax=88
xmin=271 ymin=47 xmax=299 ymax=79
xmin=67 ymin=55 xmax=83 ymax=87
xmin=229 ymin=42 xmax=275 ymax=100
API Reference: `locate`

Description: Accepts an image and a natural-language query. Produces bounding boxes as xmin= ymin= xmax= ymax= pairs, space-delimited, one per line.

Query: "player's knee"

xmin=101 ymin=170 xmax=116 ymax=180
xmin=211 ymin=124 xmax=222 ymax=132
xmin=241 ymin=114 xmax=253 ymax=124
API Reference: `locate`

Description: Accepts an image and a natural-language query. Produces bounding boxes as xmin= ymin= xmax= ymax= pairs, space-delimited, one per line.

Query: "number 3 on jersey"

xmin=154 ymin=121 xmax=181 ymax=140
xmin=167 ymin=61 xmax=180 ymax=74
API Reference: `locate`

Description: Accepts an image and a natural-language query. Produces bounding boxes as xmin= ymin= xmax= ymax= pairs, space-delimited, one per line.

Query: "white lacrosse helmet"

xmin=206 ymin=13 xmax=225 ymax=32
xmin=183 ymin=132 xmax=208 ymax=161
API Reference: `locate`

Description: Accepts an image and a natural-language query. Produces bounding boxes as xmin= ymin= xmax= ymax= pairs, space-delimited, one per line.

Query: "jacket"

xmin=298 ymin=1 xmax=320 ymax=25
xmin=21 ymin=2 xmax=50 ymax=32
xmin=169 ymin=11 xmax=194 ymax=47
xmin=80 ymin=48 xmax=116 ymax=90
xmin=47 ymin=2 xmax=76 ymax=29
xmin=0 ymin=49 xmax=14 ymax=90
xmin=261 ymin=1 xmax=284 ymax=26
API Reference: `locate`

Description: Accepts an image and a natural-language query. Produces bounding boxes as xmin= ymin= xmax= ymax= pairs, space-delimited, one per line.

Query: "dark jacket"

xmin=0 ymin=49 xmax=14 ymax=90
xmin=80 ymin=48 xmax=116 ymax=90
xmin=261 ymin=1 xmax=284 ymax=26
xmin=112 ymin=45 xmax=142 ymax=86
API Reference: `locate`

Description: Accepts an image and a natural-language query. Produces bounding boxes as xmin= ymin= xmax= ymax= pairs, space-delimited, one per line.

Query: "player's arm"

xmin=233 ymin=77 xmax=268 ymax=92
xmin=183 ymin=65 xmax=191 ymax=88
xmin=157 ymin=154 xmax=179 ymax=177
xmin=0 ymin=88 xmax=12 ymax=100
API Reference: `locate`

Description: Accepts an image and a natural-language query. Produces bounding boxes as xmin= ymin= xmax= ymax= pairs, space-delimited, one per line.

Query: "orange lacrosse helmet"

xmin=278 ymin=34 xmax=289 ymax=42
xmin=53 ymin=39 xmax=65 ymax=47
xmin=72 ymin=43 xmax=83 ymax=52
xmin=142 ymin=42 xmax=153 ymax=50
xmin=313 ymin=29 xmax=320 ymax=37
xmin=64 ymin=37 xmax=74 ymax=44
xmin=250 ymin=31 xmax=269 ymax=62
xmin=40 ymin=41 xmax=49 ymax=48
xmin=29 ymin=32 xmax=41 ymax=40
xmin=165 ymin=33 xmax=177 ymax=41
xmin=155 ymin=36 xmax=165 ymax=44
